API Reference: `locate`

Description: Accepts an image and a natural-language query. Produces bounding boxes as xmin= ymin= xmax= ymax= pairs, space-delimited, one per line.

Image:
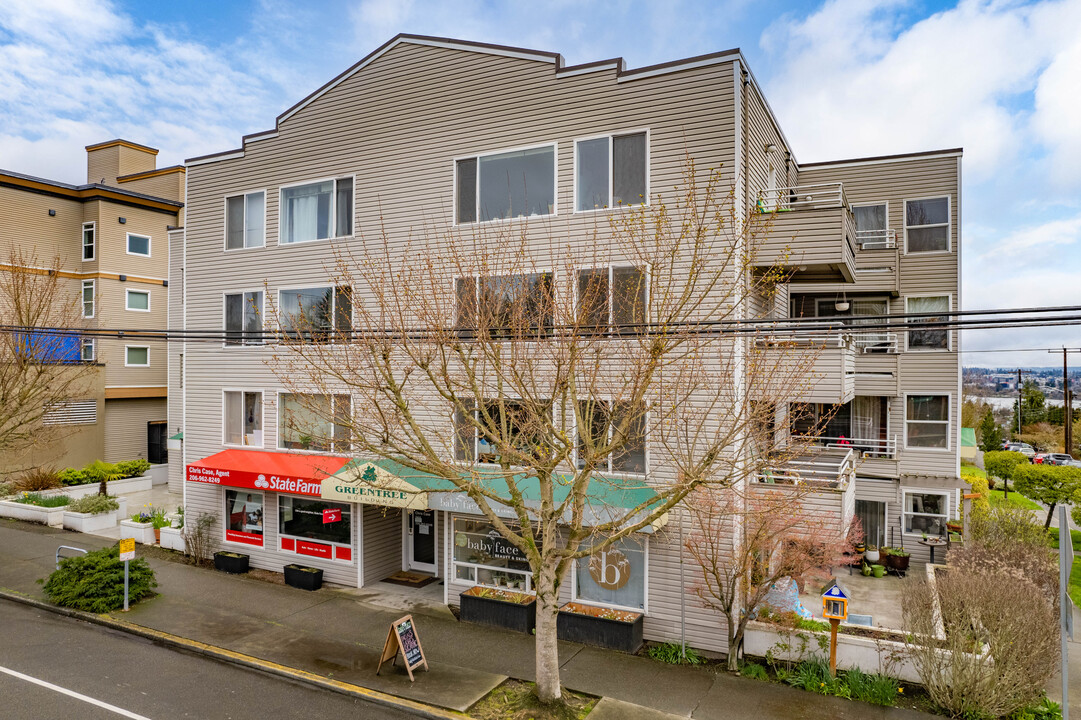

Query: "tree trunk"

xmin=534 ymin=560 xmax=563 ymax=704
xmin=1045 ymin=503 xmax=1056 ymax=530
xmin=726 ymin=615 xmax=744 ymax=672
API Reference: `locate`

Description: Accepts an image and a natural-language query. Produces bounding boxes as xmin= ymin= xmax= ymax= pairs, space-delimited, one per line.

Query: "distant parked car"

xmin=1004 ymin=442 xmax=1036 ymax=459
xmin=1044 ymin=453 xmax=1074 ymax=466
xmin=1034 ymin=453 xmax=1048 ymax=464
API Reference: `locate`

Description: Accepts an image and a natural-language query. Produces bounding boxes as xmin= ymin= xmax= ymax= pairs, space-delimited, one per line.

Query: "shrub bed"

xmin=42 ymin=546 xmax=156 ymax=612
xmin=14 ymin=492 xmax=71 ymax=507
xmin=67 ymin=494 xmax=120 ymax=514
xmin=58 ymin=459 xmax=151 ymax=487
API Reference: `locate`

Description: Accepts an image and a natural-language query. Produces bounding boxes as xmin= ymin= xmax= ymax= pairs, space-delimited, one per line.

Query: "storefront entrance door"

xmin=407 ymin=510 xmax=436 ymax=574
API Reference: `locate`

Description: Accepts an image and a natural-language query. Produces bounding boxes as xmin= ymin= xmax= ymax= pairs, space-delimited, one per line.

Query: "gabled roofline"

xmin=185 ymin=34 xmax=747 ymax=167
xmin=798 ymin=148 xmax=964 ymax=170
xmin=0 ymin=169 xmax=184 ymax=213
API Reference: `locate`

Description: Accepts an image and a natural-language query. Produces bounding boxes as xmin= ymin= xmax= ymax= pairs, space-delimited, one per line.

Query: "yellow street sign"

xmin=119 ymin=538 xmax=135 ymax=561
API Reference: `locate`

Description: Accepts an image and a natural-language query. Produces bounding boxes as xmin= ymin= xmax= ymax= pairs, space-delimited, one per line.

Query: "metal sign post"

xmin=1060 ymin=506 xmax=1074 ymax=720
xmin=119 ymin=538 xmax=135 ymax=612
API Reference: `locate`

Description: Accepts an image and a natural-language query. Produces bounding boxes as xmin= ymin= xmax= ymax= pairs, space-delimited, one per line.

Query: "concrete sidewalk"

xmin=0 ymin=519 xmax=933 ymax=719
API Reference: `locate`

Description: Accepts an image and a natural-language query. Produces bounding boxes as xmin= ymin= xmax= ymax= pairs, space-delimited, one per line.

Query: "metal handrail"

xmin=56 ymin=545 xmax=87 ymax=569
xmin=853 ymin=332 xmax=898 ymax=353
xmin=856 ymin=228 xmax=897 ymax=249
xmin=801 ymin=434 xmax=898 ymax=459
xmin=756 ymin=447 xmax=856 ymax=486
xmin=759 ymin=183 xmax=848 ymax=212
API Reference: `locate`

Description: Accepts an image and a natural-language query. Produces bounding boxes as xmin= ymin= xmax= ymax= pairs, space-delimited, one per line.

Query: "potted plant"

xmin=149 ymin=506 xmax=171 ymax=543
xmin=891 ymin=548 xmax=911 ymax=573
xmin=557 ymin=602 xmax=644 ymax=653
xmin=214 ymin=550 xmax=250 ymax=574
xmin=284 ymin=563 xmax=323 ymax=591
xmin=864 ymin=544 xmax=880 ymax=563
xmin=459 ymin=585 xmax=536 ymax=633
xmin=854 ymin=540 xmax=866 ymax=554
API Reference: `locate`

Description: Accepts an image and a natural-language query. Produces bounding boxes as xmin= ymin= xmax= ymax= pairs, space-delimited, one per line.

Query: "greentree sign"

xmin=320 ymin=463 xmax=427 ymax=510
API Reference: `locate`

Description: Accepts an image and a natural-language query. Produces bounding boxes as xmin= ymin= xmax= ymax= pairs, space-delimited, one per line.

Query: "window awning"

xmin=186 ymin=449 xmax=350 ymax=496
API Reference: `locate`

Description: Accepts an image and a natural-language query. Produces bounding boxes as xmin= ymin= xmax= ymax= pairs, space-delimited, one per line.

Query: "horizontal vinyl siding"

xmin=103 ymin=397 xmax=165 ymax=462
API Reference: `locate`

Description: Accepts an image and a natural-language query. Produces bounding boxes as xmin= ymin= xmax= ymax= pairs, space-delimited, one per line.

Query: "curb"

xmin=0 ymin=590 xmax=465 ymax=719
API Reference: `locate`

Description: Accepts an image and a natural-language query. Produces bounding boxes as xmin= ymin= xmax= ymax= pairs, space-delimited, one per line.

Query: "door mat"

xmin=382 ymin=571 xmax=438 ymax=588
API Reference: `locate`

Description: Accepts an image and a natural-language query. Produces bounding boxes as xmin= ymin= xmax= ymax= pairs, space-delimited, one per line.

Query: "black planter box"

xmin=557 ymin=606 xmax=644 ymax=653
xmin=284 ymin=564 xmax=323 ymax=591
xmin=214 ymin=551 xmax=249 ymax=574
xmin=459 ymin=590 xmax=536 ymax=633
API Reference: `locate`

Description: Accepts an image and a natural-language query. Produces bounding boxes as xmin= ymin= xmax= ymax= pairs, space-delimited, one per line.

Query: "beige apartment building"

xmin=0 ymin=140 xmax=183 ymax=470
xmin=176 ymin=35 xmax=962 ymax=654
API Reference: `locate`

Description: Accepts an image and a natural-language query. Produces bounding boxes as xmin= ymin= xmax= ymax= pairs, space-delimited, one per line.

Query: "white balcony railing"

xmin=853 ymin=332 xmax=898 ymax=353
xmin=855 ymin=228 xmax=897 ymax=249
xmin=758 ymin=183 xmax=849 ymax=213
xmin=755 ymin=446 xmax=856 ymax=488
xmin=794 ymin=433 xmax=899 ymax=460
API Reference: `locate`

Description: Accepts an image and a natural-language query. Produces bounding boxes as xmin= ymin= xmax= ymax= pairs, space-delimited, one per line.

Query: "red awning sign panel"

xmin=187 ymin=449 xmax=350 ymax=498
xmin=323 ymin=508 xmax=342 ymax=524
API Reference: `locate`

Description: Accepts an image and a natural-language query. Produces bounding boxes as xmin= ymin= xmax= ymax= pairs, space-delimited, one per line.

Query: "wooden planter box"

xmin=459 ymin=587 xmax=536 ymax=633
xmin=214 ymin=551 xmax=250 ymax=574
xmin=159 ymin=526 xmax=186 ymax=552
xmin=120 ymin=519 xmax=156 ymax=544
xmin=284 ymin=564 xmax=323 ymax=591
xmin=557 ymin=602 xmax=643 ymax=653
xmin=62 ymin=509 xmax=118 ymax=533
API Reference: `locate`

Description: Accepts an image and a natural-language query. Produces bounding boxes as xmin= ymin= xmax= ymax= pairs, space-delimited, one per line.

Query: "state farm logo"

xmin=589 ymin=548 xmax=632 ymax=591
xmin=254 ymin=475 xmax=269 ymax=489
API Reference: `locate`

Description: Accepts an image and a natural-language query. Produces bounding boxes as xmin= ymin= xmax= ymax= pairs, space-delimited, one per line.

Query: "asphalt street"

xmin=0 ymin=600 xmax=421 ymax=719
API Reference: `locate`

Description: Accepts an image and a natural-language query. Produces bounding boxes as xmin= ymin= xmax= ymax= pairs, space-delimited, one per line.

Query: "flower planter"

xmin=0 ymin=500 xmax=67 ymax=526
xmin=864 ymin=548 xmax=880 ymax=564
xmin=159 ymin=526 xmax=186 ymax=552
xmin=885 ymin=551 xmax=911 ymax=573
xmin=62 ymin=509 xmax=118 ymax=533
xmin=557 ymin=602 xmax=644 ymax=653
xmin=459 ymin=586 xmax=536 ymax=633
xmin=214 ymin=551 xmax=250 ymax=574
xmin=41 ymin=475 xmax=153 ymax=500
xmin=121 ymin=519 xmax=156 ymax=544
xmin=284 ymin=564 xmax=323 ymax=591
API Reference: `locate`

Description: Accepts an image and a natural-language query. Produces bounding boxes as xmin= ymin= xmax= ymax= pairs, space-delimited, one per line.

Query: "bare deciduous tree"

xmin=271 ymin=159 xmax=829 ymax=704
xmin=0 ymin=250 xmax=95 ymax=471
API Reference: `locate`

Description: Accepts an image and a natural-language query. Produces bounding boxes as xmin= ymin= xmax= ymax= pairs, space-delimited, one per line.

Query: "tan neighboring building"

xmin=0 ymin=139 xmax=184 ymax=470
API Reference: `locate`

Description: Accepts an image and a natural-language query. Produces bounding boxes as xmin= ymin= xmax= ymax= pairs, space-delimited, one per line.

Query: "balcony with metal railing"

xmin=753 ymin=329 xmax=856 ymax=405
xmin=752 ymin=183 xmax=857 ymax=284
xmin=792 ymin=433 xmax=899 ymax=460
xmin=855 ymin=228 xmax=898 ymax=250
xmin=755 ymin=446 xmax=857 ymax=488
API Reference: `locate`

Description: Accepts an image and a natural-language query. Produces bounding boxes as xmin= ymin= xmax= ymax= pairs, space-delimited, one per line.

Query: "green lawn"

xmin=1049 ymin=527 xmax=1081 ymax=608
xmin=988 ymin=487 xmax=1042 ymax=511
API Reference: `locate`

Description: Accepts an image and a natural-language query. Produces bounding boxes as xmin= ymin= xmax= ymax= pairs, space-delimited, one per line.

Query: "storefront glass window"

xmin=575 ymin=538 xmax=646 ymax=611
xmin=278 ymin=495 xmax=352 ymax=545
xmin=225 ymin=490 xmax=264 ymax=546
xmin=452 ymin=516 xmax=533 ymax=592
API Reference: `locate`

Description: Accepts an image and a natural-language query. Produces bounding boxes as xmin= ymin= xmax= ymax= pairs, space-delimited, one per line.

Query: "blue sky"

xmin=2 ymin=0 xmax=1079 ymax=367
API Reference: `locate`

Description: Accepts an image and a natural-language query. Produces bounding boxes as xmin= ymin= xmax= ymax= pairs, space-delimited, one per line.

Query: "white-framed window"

xmin=81 ymin=280 xmax=95 ymax=318
xmin=575 ymin=131 xmax=648 ymax=212
xmin=126 ymin=232 xmax=151 ymax=257
xmin=279 ymin=286 xmax=351 ymax=342
xmin=454 ymin=273 xmax=554 ymax=335
xmin=905 ymin=295 xmax=950 ymax=351
xmin=451 ymin=516 xmax=533 ymax=591
xmin=125 ymin=346 xmax=150 ymax=367
xmin=573 ymin=537 xmax=648 ymax=612
xmin=225 ymin=190 xmax=266 ymax=249
xmin=904 ymin=197 xmax=950 ymax=253
xmin=278 ymin=494 xmax=353 ymax=555
xmin=80 ymin=338 xmax=95 ymax=362
xmin=279 ymin=177 xmax=352 ymax=244
xmin=224 ymin=290 xmax=264 ymax=346
xmin=901 ymin=489 xmax=950 ymax=537
xmin=456 ymin=144 xmax=556 ymax=224
xmin=905 ymin=394 xmax=950 ymax=450
xmin=223 ymin=390 xmax=263 ymax=447
xmin=81 ymin=222 xmax=95 ymax=261
xmin=125 ymin=288 xmax=150 ymax=312
xmin=454 ymin=398 xmax=552 ymax=465
xmin=852 ymin=202 xmax=889 ymax=248
xmin=575 ymin=265 xmax=647 ymax=331
xmin=575 ymin=399 xmax=648 ymax=474
xmin=225 ymin=490 xmax=265 ymax=547
xmin=278 ymin=392 xmax=351 ymax=452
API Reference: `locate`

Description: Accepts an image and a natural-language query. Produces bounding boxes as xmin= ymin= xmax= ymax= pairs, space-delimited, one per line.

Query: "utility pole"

xmin=1049 ymin=349 xmax=1081 ymax=457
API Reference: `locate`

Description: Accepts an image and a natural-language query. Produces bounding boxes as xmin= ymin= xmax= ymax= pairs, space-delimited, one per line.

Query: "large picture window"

xmin=906 ymin=395 xmax=950 ymax=449
xmin=225 ymin=291 xmax=263 ymax=346
xmin=225 ymin=490 xmax=264 ymax=546
xmin=224 ymin=390 xmax=262 ymax=447
xmin=452 ymin=516 xmax=532 ymax=591
xmin=905 ymin=197 xmax=949 ymax=253
xmin=576 ymin=266 xmax=647 ymax=331
xmin=226 ymin=191 xmax=266 ymax=249
xmin=280 ymin=178 xmax=353 ymax=244
xmin=456 ymin=145 xmax=555 ymax=223
xmin=455 ymin=273 xmax=553 ymax=336
xmin=906 ymin=296 xmax=950 ymax=351
xmin=279 ymin=495 xmax=352 ymax=546
xmin=279 ymin=286 xmax=351 ymax=341
xmin=902 ymin=490 xmax=950 ymax=537
xmin=576 ymin=400 xmax=647 ymax=474
xmin=574 ymin=538 xmax=646 ymax=611
xmin=575 ymin=132 xmax=647 ymax=211
xmin=279 ymin=392 xmax=351 ymax=452
xmin=454 ymin=399 xmax=552 ymax=465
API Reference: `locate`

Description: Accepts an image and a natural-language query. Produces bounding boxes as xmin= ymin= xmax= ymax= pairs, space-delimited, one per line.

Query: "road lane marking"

xmin=0 ymin=664 xmax=152 ymax=719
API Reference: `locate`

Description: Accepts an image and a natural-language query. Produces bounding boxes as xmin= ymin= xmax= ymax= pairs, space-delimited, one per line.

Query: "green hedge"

xmin=58 ymin=459 xmax=151 ymax=487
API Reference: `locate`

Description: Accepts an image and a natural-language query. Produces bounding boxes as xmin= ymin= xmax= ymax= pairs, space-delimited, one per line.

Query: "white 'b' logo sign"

xmin=589 ymin=548 xmax=631 ymax=590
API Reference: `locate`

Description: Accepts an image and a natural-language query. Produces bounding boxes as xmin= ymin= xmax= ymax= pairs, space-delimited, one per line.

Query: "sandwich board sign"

xmin=376 ymin=614 xmax=428 ymax=681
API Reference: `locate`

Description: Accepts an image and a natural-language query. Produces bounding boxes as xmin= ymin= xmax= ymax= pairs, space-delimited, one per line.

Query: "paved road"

xmin=0 ymin=600 xmax=420 ymax=719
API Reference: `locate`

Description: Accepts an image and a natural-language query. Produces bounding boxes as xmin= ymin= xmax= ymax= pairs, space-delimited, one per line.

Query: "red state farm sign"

xmin=323 ymin=508 xmax=342 ymax=524
xmin=186 ymin=464 xmax=323 ymax=496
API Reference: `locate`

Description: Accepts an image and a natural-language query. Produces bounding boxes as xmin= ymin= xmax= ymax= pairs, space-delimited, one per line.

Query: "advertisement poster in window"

xmin=576 ymin=538 xmax=646 ymax=611
xmin=226 ymin=490 xmax=264 ymax=546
